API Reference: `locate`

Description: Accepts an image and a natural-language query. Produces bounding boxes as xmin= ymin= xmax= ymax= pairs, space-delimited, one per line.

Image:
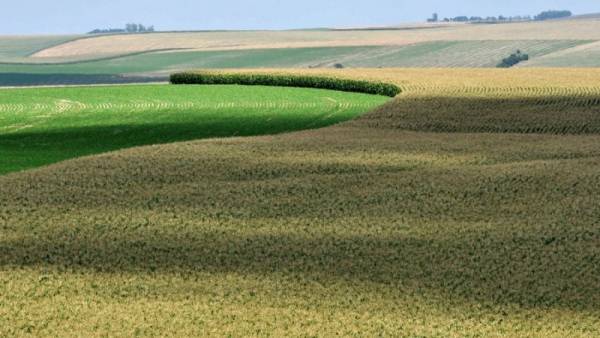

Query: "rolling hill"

xmin=28 ymin=18 xmax=600 ymax=60
xmin=3 ymin=17 xmax=600 ymax=86
xmin=1 ymin=69 xmax=600 ymax=336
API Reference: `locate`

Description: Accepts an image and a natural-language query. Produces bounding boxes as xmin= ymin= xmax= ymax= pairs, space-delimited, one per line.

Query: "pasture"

xmin=1 ymin=69 xmax=600 ymax=336
xmin=0 ymin=84 xmax=387 ymax=174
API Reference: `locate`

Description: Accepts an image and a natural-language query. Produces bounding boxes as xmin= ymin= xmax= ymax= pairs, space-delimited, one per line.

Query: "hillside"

xmin=29 ymin=19 xmax=600 ymax=60
xmin=0 ymin=35 xmax=80 ymax=62
xmin=522 ymin=40 xmax=600 ymax=67
xmin=2 ymin=18 xmax=600 ymax=86
xmin=1 ymin=69 xmax=600 ymax=336
xmin=0 ymin=41 xmax=589 ymax=78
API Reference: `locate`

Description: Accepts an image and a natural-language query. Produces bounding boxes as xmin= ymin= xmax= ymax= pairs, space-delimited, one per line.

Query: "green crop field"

xmin=1 ymin=69 xmax=600 ymax=336
xmin=0 ymin=84 xmax=388 ymax=175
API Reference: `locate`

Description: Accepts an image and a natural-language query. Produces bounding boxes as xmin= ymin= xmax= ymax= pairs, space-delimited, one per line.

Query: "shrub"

xmin=333 ymin=63 xmax=345 ymax=69
xmin=170 ymin=72 xmax=401 ymax=97
xmin=497 ymin=50 xmax=529 ymax=68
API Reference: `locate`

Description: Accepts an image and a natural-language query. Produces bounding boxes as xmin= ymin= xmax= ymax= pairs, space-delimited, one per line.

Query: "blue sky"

xmin=1 ymin=0 xmax=598 ymax=34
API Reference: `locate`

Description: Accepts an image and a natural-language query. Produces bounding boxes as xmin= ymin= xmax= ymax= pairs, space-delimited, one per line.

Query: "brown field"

xmin=1 ymin=69 xmax=600 ymax=336
xmin=31 ymin=18 xmax=600 ymax=60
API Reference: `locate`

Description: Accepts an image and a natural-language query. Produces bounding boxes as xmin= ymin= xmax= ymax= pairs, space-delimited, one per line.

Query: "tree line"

xmin=428 ymin=10 xmax=572 ymax=24
xmin=88 ymin=23 xmax=155 ymax=35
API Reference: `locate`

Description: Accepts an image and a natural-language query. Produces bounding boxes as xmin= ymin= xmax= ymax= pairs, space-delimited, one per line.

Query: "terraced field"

xmin=1 ymin=69 xmax=600 ymax=336
xmin=0 ymin=84 xmax=387 ymax=174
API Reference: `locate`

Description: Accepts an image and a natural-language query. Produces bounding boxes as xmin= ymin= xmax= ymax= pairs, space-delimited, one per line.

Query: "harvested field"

xmin=1 ymin=69 xmax=600 ymax=336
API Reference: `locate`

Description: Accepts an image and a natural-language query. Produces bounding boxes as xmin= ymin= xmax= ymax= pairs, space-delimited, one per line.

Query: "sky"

xmin=1 ymin=0 xmax=599 ymax=35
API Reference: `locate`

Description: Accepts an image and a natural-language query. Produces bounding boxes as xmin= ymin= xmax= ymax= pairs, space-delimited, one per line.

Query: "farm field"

xmin=522 ymin=40 xmax=600 ymax=67
xmin=0 ymin=84 xmax=387 ymax=174
xmin=0 ymin=41 xmax=590 ymax=76
xmin=0 ymin=35 xmax=81 ymax=62
xmin=3 ymin=17 xmax=600 ymax=88
xmin=1 ymin=69 xmax=600 ymax=336
xmin=29 ymin=18 xmax=600 ymax=60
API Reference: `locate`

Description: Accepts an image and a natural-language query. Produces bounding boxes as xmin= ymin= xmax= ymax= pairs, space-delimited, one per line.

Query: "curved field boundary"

xmin=24 ymin=36 xmax=88 ymax=58
xmin=0 ymin=84 xmax=388 ymax=175
xmin=171 ymin=72 xmax=401 ymax=97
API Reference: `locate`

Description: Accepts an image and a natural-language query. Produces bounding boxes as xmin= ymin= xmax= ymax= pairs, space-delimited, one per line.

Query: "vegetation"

xmin=1 ymin=69 xmax=600 ymax=336
xmin=170 ymin=72 xmax=401 ymax=97
xmin=497 ymin=50 xmax=529 ymax=67
xmin=88 ymin=23 xmax=155 ymax=34
xmin=0 ymin=84 xmax=387 ymax=174
xmin=440 ymin=14 xmax=532 ymax=23
xmin=435 ymin=9 xmax=572 ymax=23
xmin=535 ymin=10 xmax=572 ymax=21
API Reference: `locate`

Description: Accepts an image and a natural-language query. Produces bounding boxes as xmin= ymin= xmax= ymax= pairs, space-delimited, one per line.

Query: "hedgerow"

xmin=170 ymin=72 xmax=401 ymax=97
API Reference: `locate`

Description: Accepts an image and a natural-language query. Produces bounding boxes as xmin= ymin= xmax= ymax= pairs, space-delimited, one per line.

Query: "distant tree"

xmin=87 ymin=28 xmax=126 ymax=34
xmin=534 ymin=10 xmax=572 ymax=21
xmin=127 ymin=23 xmax=142 ymax=33
xmin=88 ymin=23 xmax=155 ymax=35
xmin=427 ymin=13 xmax=439 ymax=22
xmin=333 ymin=63 xmax=345 ymax=69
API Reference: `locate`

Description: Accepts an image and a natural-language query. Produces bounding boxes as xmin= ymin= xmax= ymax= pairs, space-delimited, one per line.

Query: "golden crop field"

xmin=1 ymin=69 xmax=600 ymax=336
xmin=30 ymin=18 xmax=600 ymax=60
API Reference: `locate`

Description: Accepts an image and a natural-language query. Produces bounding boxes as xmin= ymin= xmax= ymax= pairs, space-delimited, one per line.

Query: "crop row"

xmin=170 ymin=72 xmax=402 ymax=97
xmin=0 ymin=101 xmax=374 ymax=115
